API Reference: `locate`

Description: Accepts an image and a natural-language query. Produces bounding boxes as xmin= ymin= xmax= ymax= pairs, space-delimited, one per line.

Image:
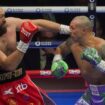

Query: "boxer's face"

xmin=70 ymin=20 xmax=83 ymax=41
xmin=0 ymin=8 xmax=7 ymax=36
xmin=70 ymin=19 xmax=84 ymax=41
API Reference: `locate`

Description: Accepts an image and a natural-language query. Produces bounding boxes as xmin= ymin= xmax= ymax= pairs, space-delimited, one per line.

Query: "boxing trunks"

xmin=75 ymin=84 xmax=105 ymax=105
xmin=0 ymin=69 xmax=56 ymax=105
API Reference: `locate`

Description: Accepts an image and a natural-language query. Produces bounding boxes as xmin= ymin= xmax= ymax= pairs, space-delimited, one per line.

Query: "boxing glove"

xmin=51 ymin=54 xmax=68 ymax=79
xmin=17 ymin=21 xmax=38 ymax=53
xmin=81 ymin=47 xmax=105 ymax=73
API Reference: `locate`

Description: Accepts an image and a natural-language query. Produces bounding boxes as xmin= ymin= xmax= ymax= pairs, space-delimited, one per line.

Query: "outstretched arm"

xmin=6 ymin=17 xmax=70 ymax=34
xmin=31 ymin=19 xmax=70 ymax=34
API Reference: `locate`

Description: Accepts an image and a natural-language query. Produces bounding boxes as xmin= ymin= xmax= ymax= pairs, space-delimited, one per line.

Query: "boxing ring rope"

xmin=26 ymin=69 xmax=88 ymax=89
xmin=2 ymin=6 xmax=105 ymax=13
xmin=26 ymin=69 xmax=81 ymax=79
xmin=26 ymin=69 xmax=88 ymax=92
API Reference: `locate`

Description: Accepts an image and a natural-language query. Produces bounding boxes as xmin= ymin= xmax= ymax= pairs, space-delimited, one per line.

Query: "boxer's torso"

xmin=0 ymin=23 xmax=17 ymax=56
xmin=0 ymin=21 xmax=25 ymax=83
xmin=70 ymin=37 xmax=105 ymax=85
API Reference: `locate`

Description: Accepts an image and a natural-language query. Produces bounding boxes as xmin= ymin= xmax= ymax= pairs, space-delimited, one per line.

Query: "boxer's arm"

xmin=6 ymin=17 xmax=70 ymax=34
xmin=6 ymin=17 xmax=31 ymax=31
xmin=51 ymin=46 xmax=69 ymax=79
xmin=31 ymin=19 xmax=70 ymax=34
xmin=53 ymin=37 xmax=73 ymax=61
xmin=51 ymin=38 xmax=73 ymax=78
xmin=57 ymin=37 xmax=72 ymax=56
xmin=0 ymin=21 xmax=38 ymax=71
xmin=51 ymin=53 xmax=68 ymax=79
xmin=0 ymin=48 xmax=24 ymax=71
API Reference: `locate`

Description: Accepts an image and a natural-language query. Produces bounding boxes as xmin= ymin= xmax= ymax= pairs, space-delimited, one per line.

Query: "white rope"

xmin=97 ymin=6 xmax=105 ymax=13
xmin=2 ymin=6 xmax=105 ymax=13
xmin=2 ymin=6 xmax=88 ymax=13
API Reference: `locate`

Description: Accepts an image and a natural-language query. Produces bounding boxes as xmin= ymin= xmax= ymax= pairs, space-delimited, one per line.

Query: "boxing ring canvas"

xmin=48 ymin=92 xmax=83 ymax=105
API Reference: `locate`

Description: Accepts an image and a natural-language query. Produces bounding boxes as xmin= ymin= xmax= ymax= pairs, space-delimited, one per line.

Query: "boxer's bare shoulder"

xmin=6 ymin=17 xmax=22 ymax=29
xmin=98 ymin=44 xmax=105 ymax=59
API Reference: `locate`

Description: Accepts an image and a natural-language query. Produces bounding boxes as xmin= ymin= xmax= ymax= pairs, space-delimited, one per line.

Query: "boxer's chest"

xmin=0 ymin=28 xmax=17 ymax=55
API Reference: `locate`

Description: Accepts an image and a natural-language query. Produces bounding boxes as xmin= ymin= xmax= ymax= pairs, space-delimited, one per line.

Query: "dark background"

xmin=0 ymin=0 xmax=105 ymax=6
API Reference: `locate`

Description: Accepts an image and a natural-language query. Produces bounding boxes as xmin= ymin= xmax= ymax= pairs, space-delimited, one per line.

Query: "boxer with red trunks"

xmin=0 ymin=7 xmax=71 ymax=105
xmin=0 ymin=20 xmax=56 ymax=105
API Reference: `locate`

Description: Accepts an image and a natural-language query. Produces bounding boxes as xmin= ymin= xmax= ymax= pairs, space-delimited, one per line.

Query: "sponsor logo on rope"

xmin=40 ymin=71 xmax=51 ymax=76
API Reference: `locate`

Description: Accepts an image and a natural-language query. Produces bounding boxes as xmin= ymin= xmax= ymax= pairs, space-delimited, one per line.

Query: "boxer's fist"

xmin=51 ymin=54 xmax=68 ymax=78
xmin=17 ymin=21 xmax=38 ymax=53
xmin=51 ymin=60 xmax=68 ymax=79
xmin=20 ymin=21 xmax=38 ymax=43
xmin=81 ymin=47 xmax=105 ymax=73
xmin=81 ymin=47 xmax=101 ymax=65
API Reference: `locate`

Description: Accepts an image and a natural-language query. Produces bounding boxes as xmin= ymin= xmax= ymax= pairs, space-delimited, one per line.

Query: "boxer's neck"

xmin=79 ymin=32 xmax=95 ymax=47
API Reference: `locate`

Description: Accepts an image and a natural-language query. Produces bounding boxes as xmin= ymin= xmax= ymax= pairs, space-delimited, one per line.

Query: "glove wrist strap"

xmin=17 ymin=40 xmax=29 ymax=53
xmin=59 ymin=24 xmax=70 ymax=34
xmin=53 ymin=54 xmax=62 ymax=62
xmin=96 ymin=60 xmax=105 ymax=72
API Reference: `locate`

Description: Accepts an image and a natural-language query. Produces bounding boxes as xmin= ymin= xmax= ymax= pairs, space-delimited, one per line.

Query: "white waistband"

xmin=89 ymin=84 xmax=105 ymax=96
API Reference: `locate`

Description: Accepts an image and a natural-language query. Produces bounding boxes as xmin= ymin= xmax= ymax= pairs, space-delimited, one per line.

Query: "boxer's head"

xmin=70 ymin=16 xmax=93 ymax=41
xmin=0 ymin=8 xmax=7 ymax=36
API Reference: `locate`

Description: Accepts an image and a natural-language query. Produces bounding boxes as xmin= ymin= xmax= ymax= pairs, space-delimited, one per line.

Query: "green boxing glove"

xmin=51 ymin=54 xmax=68 ymax=79
xmin=81 ymin=47 xmax=101 ymax=65
xmin=81 ymin=47 xmax=105 ymax=73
